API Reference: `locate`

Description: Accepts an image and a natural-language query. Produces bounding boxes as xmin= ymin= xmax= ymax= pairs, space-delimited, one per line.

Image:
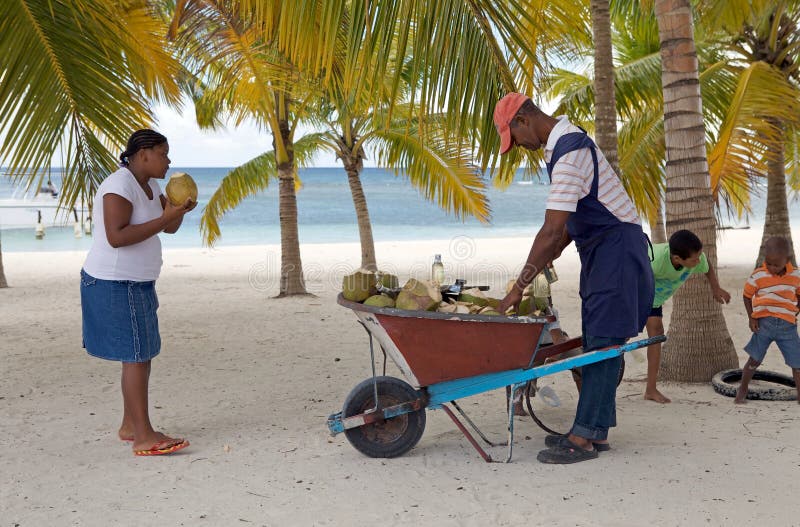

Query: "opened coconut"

xmin=458 ymin=288 xmax=489 ymax=307
xmin=437 ymin=302 xmax=458 ymax=314
xmin=376 ymin=272 xmax=399 ymax=290
xmin=342 ymin=270 xmax=378 ymax=302
xmin=165 ymin=172 xmax=198 ymax=206
xmin=395 ymin=279 xmax=442 ymax=311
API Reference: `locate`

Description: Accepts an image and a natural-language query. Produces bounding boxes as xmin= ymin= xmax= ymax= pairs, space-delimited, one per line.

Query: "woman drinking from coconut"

xmin=495 ymin=94 xmax=653 ymax=464
xmin=80 ymin=129 xmax=196 ymax=456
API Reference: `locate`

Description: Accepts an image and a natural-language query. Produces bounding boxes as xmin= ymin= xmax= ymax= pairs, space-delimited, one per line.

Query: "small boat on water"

xmin=0 ymin=184 xmax=89 ymax=230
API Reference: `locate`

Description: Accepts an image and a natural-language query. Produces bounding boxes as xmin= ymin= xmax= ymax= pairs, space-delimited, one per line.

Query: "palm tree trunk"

xmin=756 ymin=126 xmax=796 ymax=267
xmin=655 ymin=0 xmax=737 ymax=381
xmin=274 ymin=97 xmax=307 ymax=297
xmin=343 ymin=159 xmax=377 ymax=271
xmin=590 ymin=0 xmax=620 ymax=175
xmin=0 ymin=240 xmax=8 ymax=288
xmin=651 ymin=197 xmax=667 ymax=244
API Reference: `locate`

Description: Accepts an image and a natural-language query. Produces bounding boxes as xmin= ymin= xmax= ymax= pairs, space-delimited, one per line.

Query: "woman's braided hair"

xmin=119 ymin=129 xmax=168 ymax=167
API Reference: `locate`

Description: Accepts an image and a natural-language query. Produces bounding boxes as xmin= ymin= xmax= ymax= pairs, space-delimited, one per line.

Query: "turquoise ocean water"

xmin=0 ymin=167 xmax=550 ymax=252
xmin=0 ymin=166 xmax=794 ymax=252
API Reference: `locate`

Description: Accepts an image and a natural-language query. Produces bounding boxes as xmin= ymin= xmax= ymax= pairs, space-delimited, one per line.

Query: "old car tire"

xmin=342 ymin=376 xmax=426 ymax=458
xmin=711 ymin=368 xmax=797 ymax=401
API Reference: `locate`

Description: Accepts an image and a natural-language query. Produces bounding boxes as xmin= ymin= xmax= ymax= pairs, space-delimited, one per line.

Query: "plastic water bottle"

xmin=431 ymin=254 xmax=445 ymax=285
xmin=543 ymin=264 xmax=559 ymax=284
xmin=537 ymin=385 xmax=561 ymax=407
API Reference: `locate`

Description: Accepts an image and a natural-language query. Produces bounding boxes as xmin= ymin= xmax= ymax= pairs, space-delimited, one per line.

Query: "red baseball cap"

xmin=493 ymin=93 xmax=530 ymax=154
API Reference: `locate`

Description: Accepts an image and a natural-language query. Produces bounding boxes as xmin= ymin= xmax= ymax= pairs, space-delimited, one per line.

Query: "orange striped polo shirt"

xmin=743 ymin=263 xmax=800 ymax=324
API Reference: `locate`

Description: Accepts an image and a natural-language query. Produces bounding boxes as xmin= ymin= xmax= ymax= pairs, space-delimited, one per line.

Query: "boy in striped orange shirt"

xmin=736 ymin=237 xmax=800 ymax=404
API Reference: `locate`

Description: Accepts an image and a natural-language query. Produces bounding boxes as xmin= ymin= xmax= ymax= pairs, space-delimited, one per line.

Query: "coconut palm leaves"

xmin=0 ymin=0 xmax=181 ymax=211
xmin=548 ymin=3 xmax=800 ymax=225
xmin=232 ymin=0 xmax=593 ymax=185
xmin=200 ymin=134 xmax=321 ymax=246
xmin=190 ymin=1 xmax=492 ymax=274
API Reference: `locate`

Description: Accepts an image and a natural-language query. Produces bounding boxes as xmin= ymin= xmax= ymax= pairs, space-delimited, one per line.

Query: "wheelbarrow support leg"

xmin=440 ymin=404 xmax=493 ymax=463
xmin=505 ymin=383 xmax=526 ymax=463
xmin=450 ymin=400 xmax=506 ymax=448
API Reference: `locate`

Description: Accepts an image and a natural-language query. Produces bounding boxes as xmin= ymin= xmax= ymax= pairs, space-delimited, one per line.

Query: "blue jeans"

xmin=570 ymin=335 xmax=627 ymax=441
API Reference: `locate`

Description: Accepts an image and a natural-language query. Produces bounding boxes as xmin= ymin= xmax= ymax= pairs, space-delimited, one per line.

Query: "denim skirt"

xmin=80 ymin=269 xmax=161 ymax=362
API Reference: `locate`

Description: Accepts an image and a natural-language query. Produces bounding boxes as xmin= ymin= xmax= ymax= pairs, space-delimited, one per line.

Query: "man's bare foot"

xmin=566 ymin=434 xmax=595 ymax=451
xmin=644 ymin=389 xmax=671 ymax=403
xmin=512 ymin=401 xmax=527 ymax=416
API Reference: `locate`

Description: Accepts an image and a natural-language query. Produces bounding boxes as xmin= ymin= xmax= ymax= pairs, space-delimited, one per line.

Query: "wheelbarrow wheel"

xmin=342 ymin=376 xmax=426 ymax=458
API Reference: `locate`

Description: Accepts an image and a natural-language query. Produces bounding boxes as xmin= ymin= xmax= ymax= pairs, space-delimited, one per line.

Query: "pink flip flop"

xmin=134 ymin=439 xmax=189 ymax=456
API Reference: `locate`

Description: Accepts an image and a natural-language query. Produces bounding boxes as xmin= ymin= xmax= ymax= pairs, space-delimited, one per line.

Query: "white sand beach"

xmin=2 ymin=228 xmax=798 ymax=526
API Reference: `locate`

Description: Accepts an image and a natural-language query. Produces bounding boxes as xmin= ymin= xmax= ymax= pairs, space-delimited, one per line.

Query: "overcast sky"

xmin=152 ymin=101 xmax=346 ymax=168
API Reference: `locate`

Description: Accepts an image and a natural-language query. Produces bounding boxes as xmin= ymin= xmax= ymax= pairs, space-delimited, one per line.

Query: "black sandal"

xmin=537 ymin=438 xmax=599 ymax=464
xmin=545 ymin=433 xmax=611 ymax=452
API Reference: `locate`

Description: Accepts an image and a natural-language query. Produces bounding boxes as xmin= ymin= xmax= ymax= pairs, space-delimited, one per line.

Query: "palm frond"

xmin=200 ymin=132 xmax=329 ymax=246
xmin=787 ymin=127 xmax=800 ymax=199
xmin=617 ymin=105 xmax=665 ymax=218
xmin=0 ymin=0 xmax=181 ymax=212
xmin=706 ymin=62 xmax=800 ymax=216
xmin=372 ymin=127 xmax=490 ymax=223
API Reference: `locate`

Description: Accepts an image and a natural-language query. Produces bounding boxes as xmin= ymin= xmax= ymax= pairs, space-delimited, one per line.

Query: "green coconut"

xmin=479 ymin=306 xmax=501 ymax=316
xmin=533 ymin=295 xmax=549 ymax=312
xmin=485 ymin=297 xmax=501 ymax=309
xmin=342 ymin=270 xmax=378 ymax=302
xmin=165 ymin=172 xmax=198 ymax=206
xmin=458 ymin=288 xmax=489 ymax=307
xmin=516 ymin=296 xmax=533 ymax=316
xmin=363 ymin=294 xmax=395 ymax=308
xmin=376 ymin=272 xmax=399 ymax=289
xmin=395 ymin=278 xmax=442 ymax=311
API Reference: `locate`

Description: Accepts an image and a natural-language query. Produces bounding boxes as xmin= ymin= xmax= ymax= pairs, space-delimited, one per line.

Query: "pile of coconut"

xmin=341 ymin=270 xmax=549 ymax=317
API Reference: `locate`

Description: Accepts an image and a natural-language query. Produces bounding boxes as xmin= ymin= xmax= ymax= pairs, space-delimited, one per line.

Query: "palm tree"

xmin=297 ymin=107 xmax=490 ymax=271
xmin=175 ymin=2 xmax=532 ymax=278
xmin=654 ymin=0 xmax=737 ymax=381
xmin=0 ymin=241 xmax=7 ymax=288
xmin=169 ymin=1 xmax=320 ymax=296
xmin=590 ymin=0 xmax=620 ymax=175
xmin=721 ymin=3 xmax=800 ymax=265
xmin=0 ymin=0 xmax=181 ymax=287
xmin=549 ymin=4 xmax=800 ymax=241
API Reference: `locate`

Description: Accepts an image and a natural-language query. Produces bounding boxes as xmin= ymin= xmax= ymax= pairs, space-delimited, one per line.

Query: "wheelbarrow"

xmin=327 ymin=293 xmax=666 ymax=462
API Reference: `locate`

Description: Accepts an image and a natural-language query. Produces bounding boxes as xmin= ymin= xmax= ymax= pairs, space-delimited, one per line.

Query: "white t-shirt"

xmin=83 ymin=167 xmax=164 ymax=281
xmin=544 ymin=116 xmax=640 ymax=225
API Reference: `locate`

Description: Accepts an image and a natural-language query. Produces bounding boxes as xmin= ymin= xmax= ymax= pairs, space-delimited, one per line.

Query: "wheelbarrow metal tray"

xmin=338 ymin=294 xmax=551 ymax=388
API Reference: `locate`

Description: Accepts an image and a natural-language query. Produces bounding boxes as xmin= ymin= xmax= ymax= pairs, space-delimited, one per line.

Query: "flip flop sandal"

xmin=545 ymin=434 xmax=610 ymax=452
xmin=537 ymin=438 xmax=598 ymax=464
xmin=134 ymin=439 xmax=189 ymax=457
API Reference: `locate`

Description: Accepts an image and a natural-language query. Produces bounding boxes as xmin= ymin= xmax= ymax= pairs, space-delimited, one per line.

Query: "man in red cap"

xmin=495 ymin=93 xmax=654 ymax=464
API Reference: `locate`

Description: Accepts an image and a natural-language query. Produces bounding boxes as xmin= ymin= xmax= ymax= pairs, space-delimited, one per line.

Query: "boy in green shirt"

xmin=645 ymin=230 xmax=731 ymax=403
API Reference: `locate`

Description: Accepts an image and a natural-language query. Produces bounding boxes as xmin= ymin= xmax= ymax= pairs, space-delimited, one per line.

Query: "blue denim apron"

xmin=547 ymin=131 xmax=654 ymax=440
xmin=547 ymin=131 xmax=653 ymax=339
